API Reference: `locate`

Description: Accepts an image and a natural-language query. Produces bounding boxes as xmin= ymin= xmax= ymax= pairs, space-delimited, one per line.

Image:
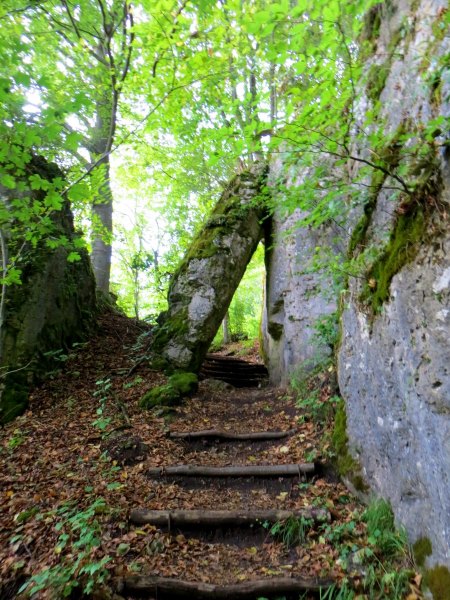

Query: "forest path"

xmin=0 ymin=310 xmax=366 ymax=600
xmin=119 ymin=356 xmax=349 ymax=598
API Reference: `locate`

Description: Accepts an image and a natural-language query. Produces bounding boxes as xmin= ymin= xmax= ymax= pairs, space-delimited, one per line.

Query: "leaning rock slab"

xmin=152 ymin=163 xmax=268 ymax=372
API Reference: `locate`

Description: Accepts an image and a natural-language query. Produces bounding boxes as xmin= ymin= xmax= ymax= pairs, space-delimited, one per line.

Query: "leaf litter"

xmin=0 ymin=310 xmax=422 ymax=599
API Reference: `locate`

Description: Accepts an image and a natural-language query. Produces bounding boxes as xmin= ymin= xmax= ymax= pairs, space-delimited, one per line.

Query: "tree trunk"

xmin=222 ymin=310 xmax=230 ymax=344
xmin=91 ymin=157 xmax=113 ymax=294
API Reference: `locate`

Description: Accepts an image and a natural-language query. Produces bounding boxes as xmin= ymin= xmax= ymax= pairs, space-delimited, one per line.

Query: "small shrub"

xmin=19 ymin=498 xmax=111 ymax=598
xmin=266 ymin=516 xmax=314 ymax=547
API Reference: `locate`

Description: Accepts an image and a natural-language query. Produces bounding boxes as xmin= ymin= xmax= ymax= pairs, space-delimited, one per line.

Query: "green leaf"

xmin=67 ymin=252 xmax=82 ymax=263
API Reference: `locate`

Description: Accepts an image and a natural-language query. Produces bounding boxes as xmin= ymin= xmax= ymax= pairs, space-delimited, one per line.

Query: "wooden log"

xmin=146 ymin=463 xmax=315 ymax=478
xmin=168 ymin=429 xmax=296 ymax=441
xmin=130 ymin=508 xmax=330 ymax=527
xmin=118 ymin=576 xmax=333 ymax=598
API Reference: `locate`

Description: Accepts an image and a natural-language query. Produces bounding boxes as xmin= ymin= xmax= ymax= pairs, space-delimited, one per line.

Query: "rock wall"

xmin=264 ymin=0 xmax=450 ymax=568
xmin=338 ymin=0 xmax=450 ymax=568
xmin=0 ymin=157 xmax=97 ymax=423
xmin=152 ymin=163 xmax=268 ymax=373
xmin=262 ymin=157 xmax=343 ymax=385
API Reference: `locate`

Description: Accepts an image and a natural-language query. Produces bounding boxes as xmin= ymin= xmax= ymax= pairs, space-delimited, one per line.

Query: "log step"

xmin=130 ymin=508 xmax=330 ymax=527
xmin=168 ymin=428 xmax=296 ymax=441
xmin=118 ymin=575 xmax=333 ymax=599
xmin=146 ymin=463 xmax=315 ymax=478
xmin=200 ymin=354 xmax=269 ymax=388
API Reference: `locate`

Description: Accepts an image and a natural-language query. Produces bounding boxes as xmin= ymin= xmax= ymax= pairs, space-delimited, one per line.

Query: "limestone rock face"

xmin=0 ymin=157 xmax=96 ymax=423
xmin=337 ymin=0 xmax=450 ymax=567
xmin=262 ymin=158 xmax=343 ymax=385
xmin=263 ymin=0 xmax=450 ymax=567
xmin=152 ymin=163 xmax=268 ymax=372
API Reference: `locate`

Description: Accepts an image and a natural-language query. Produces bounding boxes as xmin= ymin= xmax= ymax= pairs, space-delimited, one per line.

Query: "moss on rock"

xmin=140 ymin=372 xmax=198 ymax=409
xmin=424 ymin=565 xmax=450 ymax=600
xmin=332 ymin=401 xmax=368 ymax=492
xmin=360 ymin=206 xmax=425 ymax=313
xmin=168 ymin=371 xmax=198 ymax=395
xmin=140 ymin=384 xmax=181 ymax=409
xmin=413 ymin=537 xmax=433 ymax=567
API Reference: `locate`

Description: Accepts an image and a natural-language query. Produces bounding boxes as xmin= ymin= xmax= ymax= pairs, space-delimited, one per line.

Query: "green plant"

xmin=7 ymin=428 xmax=26 ymax=449
xmin=19 ymin=498 xmax=111 ymax=597
xmin=123 ymin=376 xmax=144 ymax=390
xmin=91 ymin=378 xmax=112 ymax=433
xmin=265 ymin=516 xmax=314 ymax=547
xmin=362 ymin=498 xmax=407 ymax=559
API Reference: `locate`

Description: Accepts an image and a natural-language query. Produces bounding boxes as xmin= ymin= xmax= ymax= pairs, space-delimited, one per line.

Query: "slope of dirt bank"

xmin=0 ymin=311 xmax=420 ymax=599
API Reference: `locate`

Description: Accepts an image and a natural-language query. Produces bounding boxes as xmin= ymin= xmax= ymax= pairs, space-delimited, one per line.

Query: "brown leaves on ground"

xmin=0 ymin=311 xmax=420 ymax=599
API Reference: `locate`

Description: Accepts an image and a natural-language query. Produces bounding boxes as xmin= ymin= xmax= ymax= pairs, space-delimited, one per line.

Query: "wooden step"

xmin=118 ymin=575 xmax=333 ymax=599
xmin=147 ymin=463 xmax=315 ymax=478
xmin=130 ymin=507 xmax=330 ymax=527
xmin=168 ymin=428 xmax=296 ymax=441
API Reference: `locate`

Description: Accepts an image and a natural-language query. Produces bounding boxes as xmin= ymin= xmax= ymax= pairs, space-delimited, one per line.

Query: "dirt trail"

xmin=0 ymin=311 xmax=407 ymax=600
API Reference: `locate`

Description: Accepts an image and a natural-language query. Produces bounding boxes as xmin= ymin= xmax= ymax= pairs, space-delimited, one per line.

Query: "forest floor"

xmin=0 ymin=310 xmax=422 ymax=599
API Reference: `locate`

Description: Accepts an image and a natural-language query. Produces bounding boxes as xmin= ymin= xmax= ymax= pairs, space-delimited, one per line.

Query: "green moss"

xmin=267 ymin=321 xmax=283 ymax=341
xmin=413 ymin=537 xmax=432 ymax=567
xmin=332 ymin=403 xmax=356 ymax=474
xmin=366 ymin=61 xmax=391 ymax=103
xmin=360 ymin=206 xmax=425 ymax=313
xmin=0 ymin=380 xmax=29 ymax=424
xmin=348 ymin=200 xmax=377 ymax=256
xmin=168 ymin=371 xmax=198 ymax=395
xmin=140 ymin=384 xmax=181 ymax=409
xmin=424 ymin=565 xmax=450 ymax=600
xmin=140 ymin=372 xmax=198 ymax=410
xmin=359 ymin=4 xmax=382 ymax=58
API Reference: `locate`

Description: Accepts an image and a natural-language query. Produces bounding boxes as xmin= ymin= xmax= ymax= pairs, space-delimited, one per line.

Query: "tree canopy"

xmin=4 ymin=0 xmax=442 ymax=324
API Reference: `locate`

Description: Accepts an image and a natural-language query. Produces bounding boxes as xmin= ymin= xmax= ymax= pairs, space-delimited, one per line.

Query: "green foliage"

xmin=265 ymin=515 xmax=314 ymax=547
xmin=362 ymin=498 xmax=407 ymax=559
xmin=424 ymin=565 xmax=450 ymax=600
xmin=6 ymin=428 xmax=26 ymax=450
xmin=91 ymin=378 xmax=112 ymax=433
xmin=19 ymin=498 xmax=111 ymax=598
